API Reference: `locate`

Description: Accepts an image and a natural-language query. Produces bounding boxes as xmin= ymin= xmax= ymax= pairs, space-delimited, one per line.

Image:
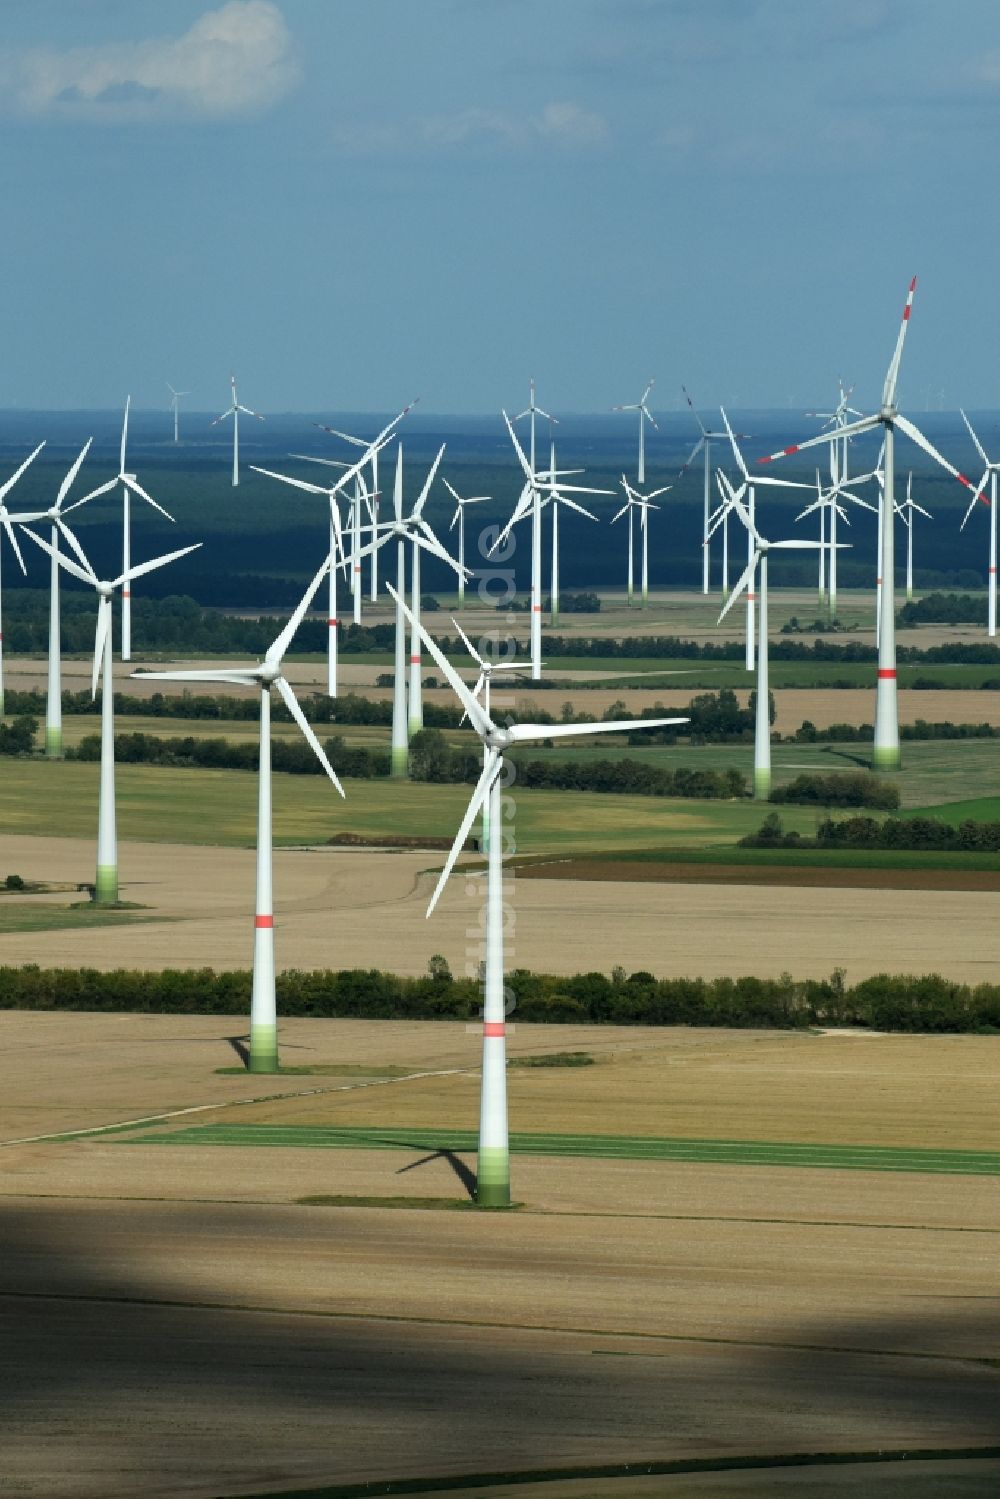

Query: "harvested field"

xmin=516 ymin=857 xmax=1000 ymax=891
xmin=0 ymin=832 xmax=998 ymax=981
xmin=2 ymin=1015 xmax=1000 ymax=1498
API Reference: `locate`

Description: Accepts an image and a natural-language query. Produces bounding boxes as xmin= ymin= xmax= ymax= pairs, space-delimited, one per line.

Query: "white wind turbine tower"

xmin=388 ymin=582 xmax=686 ymax=1207
xmin=722 ymin=409 xmax=811 ymax=672
xmin=74 ymin=397 xmax=175 ymax=662
xmin=513 ymin=380 xmax=557 ymax=680
xmin=612 ymin=477 xmax=671 ymax=609
xmin=803 ymin=383 xmax=865 ymax=615
xmin=167 ymin=384 xmax=189 ymax=444
xmin=23 ymin=525 xmax=199 ymax=904
xmin=444 ymin=478 xmax=492 ymax=607
xmin=719 ymin=488 xmax=842 ymax=800
xmin=898 ymin=473 xmax=932 ymax=603
xmin=0 ymin=442 xmax=46 ymax=713
xmin=679 ymin=388 xmax=751 ymax=594
xmin=212 ymin=375 xmax=265 ymax=487
xmin=12 ymin=442 xmax=92 ymax=756
xmin=133 ymin=557 xmax=345 ymax=1072
xmin=613 ymin=379 xmax=658 ymax=485
xmin=958 ymin=411 xmax=1000 ymax=636
xmin=757 ymin=278 xmax=981 ymax=771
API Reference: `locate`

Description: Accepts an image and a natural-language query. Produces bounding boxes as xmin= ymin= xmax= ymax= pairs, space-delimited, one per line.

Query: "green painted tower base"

xmin=390 ymin=746 xmax=408 ymax=778
xmin=94 ymin=865 xmax=118 ymax=905
xmin=476 ymin=1147 xmax=510 ymax=1207
xmin=249 ymin=1024 xmax=279 ymax=1073
xmin=45 ymin=727 xmax=63 ymax=759
xmin=872 ymin=744 xmax=901 ymax=772
xmin=753 ymin=768 xmax=772 ymax=801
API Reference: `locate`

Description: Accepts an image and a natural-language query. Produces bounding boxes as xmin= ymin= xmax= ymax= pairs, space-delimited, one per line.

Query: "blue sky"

xmin=2 ymin=0 xmax=999 ymax=415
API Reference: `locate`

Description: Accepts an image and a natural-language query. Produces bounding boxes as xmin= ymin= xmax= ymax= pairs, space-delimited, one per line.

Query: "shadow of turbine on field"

xmin=224 ymin=1032 xmax=250 ymax=1066
xmin=396 ymin=1146 xmax=477 ymax=1199
xmin=2 ymin=1197 xmax=1000 ymax=1493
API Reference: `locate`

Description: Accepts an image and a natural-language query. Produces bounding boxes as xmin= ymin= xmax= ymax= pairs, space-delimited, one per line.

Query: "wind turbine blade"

xmin=91 ymin=597 xmax=111 ymax=699
xmin=275 ymin=675 xmax=345 ymax=797
xmin=55 ymin=518 xmax=96 ymax=573
xmin=132 ymin=667 xmax=260 ymax=684
xmin=0 ymin=442 xmax=45 ymax=503
xmin=266 ymin=553 xmax=331 ymax=665
xmin=426 ymin=748 xmax=502 ymax=918
xmin=22 ymin=525 xmax=95 ymax=584
xmin=610 ymin=503 xmax=629 ymax=524
xmin=315 ymin=426 xmax=366 ymax=447
xmin=644 ymin=485 xmax=673 ymax=500
xmin=960 ymin=409 xmax=990 ymax=468
xmin=55 ymin=440 xmax=93 ymax=511
xmin=120 ymin=542 xmax=202 ymax=586
xmin=288 ymin=454 xmax=350 ymax=469
xmin=676 ymin=435 xmax=705 ymax=476
xmin=719 ymin=408 xmax=749 ymax=480
xmin=251 ymin=466 xmax=327 ymax=496
xmin=894 ymin=413 xmax=983 ymax=499
xmin=119 ymin=397 xmax=130 ymax=476
xmin=67 ymin=478 xmax=119 ymax=510
xmin=2 ymin=512 xmax=26 ymax=574
xmin=506 ymin=715 xmax=688 ymax=745
xmin=882 ymin=276 xmax=917 ymax=409
xmin=556 ymin=494 xmax=598 ymax=521
xmin=912 ymin=502 xmax=933 ymax=519
xmin=412 ymin=445 xmax=446 ymax=520
xmin=387 ymin=582 xmax=493 ymax=737
xmin=123 ymin=476 xmax=174 ymax=521
xmin=449 ymin=616 xmax=485 ymax=669
xmin=718 ymin=556 xmax=758 ymax=623
xmin=758 ymin=414 xmax=878 ymax=464
xmin=211 ymin=409 xmax=234 ymax=425
xmin=503 ymin=411 xmax=534 ymax=483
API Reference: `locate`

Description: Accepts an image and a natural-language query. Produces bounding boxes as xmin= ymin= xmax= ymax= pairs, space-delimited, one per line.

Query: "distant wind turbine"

xmin=679 ymin=389 xmax=751 ymax=595
xmin=0 ymin=442 xmax=46 ymax=712
xmin=167 ymin=384 xmax=189 ymax=444
xmin=212 ymin=375 xmax=265 ymax=487
xmin=958 ymin=410 xmax=1000 ymax=637
xmin=613 ymin=379 xmax=658 ymax=485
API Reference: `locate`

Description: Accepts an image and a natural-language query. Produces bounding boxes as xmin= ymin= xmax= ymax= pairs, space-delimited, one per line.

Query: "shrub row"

xmin=769 ymin=771 xmax=900 ymax=810
xmin=742 ymin=811 xmax=1000 ymax=852
xmin=2 ymin=962 xmax=998 ymax=1033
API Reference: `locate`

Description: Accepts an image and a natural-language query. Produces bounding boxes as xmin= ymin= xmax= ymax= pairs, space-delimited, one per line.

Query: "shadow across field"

xmin=2 ymin=1197 xmax=1000 ymax=1497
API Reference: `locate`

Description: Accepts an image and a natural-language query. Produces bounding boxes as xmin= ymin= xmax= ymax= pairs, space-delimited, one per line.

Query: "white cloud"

xmin=0 ymin=1 xmax=297 ymax=121
xmin=333 ymin=100 xmax=609 ymax=157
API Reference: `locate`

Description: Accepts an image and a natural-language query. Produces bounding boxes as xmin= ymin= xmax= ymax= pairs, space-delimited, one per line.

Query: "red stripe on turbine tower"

xmin=328 ymin=618 xmax=337 ymax=626
xmin=254 ymin=915 xmax=274 ymax=928
xmin=409 ymin=655 xmax=420 ymax=664
xmin=483 ymin=1022 xmax=505 ymax=1037
xmin=877 ymin=669 xmax=897 ymax=680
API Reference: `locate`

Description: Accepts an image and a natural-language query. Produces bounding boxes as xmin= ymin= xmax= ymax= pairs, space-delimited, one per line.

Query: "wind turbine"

xmin=167 ymin=384 xmax=189 ymax=444
xmin=496 ymin=440 xmax=604 ymax=622
xmin=315 ymin=407 xmax=419 ymax=606
xmin=23 ymin=526 xmax=200 ymax=904
xmin=613 ymin=379 xmax=658 ymax=485
xmin=612 ymin=477 xmax=671 ymax=609
xmin=212 ymin=375 xmax=264 ymax=487
xmin=794 ymin=450 xmax=878 ymax=619
xmin=719 ymin=488 xmax=842 ymax=800
xmin=722 ymin=410 xmax=811 ymax=672
xmin=368 ymin=445 xmax=467 ymax=774
xmin=958 ymin=411 xmax=1000 ymax=637
xmin=132 ymin=556 xmax=345 ymax=1071
xmin=73 ymin=398 xmax=175 ymax=661
xmin=513 ymin=381 xmax=557 ymax=680
xmin=12 ymin=442 xmax=92 ymax=755
xmin=757 ymin=277 xmax=982 ymax=770
xmin=898 ymin=472 xmax=932 ymax=603
xmin=444 ymin=478 xmax=492 ymax=607
xmin=448 ymin=616 xmax=529 ymax=851
xmin=254 ymin=408 xmax=419 ymax=697
xmin=388 ymin=582 xmax=686 ymax=1207
xmin=679 ymin=389 xmax=750 ymax=594
xmin=0 ymin=442 xmax=46 ymax=712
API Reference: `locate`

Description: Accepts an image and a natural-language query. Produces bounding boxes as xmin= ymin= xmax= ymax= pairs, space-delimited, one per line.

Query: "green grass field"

xmin=0 ymin=757 xmax=825 ymax=852
xmin=115 ymin=1123 xmax=1000 ymax=1176
xmin=0 ymin=901 xmax=166 ymax=933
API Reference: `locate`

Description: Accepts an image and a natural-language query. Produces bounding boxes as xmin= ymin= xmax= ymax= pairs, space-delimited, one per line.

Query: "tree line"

xmin=1 ymin=961 xmax=997 ymax=1034
xmin=742 ymin=811 xmax=1000 ymax=851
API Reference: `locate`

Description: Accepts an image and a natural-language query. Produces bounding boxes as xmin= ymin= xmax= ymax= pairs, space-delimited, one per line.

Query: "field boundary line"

xmin=0 ymin=1066 xmax=472 ymax=1148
